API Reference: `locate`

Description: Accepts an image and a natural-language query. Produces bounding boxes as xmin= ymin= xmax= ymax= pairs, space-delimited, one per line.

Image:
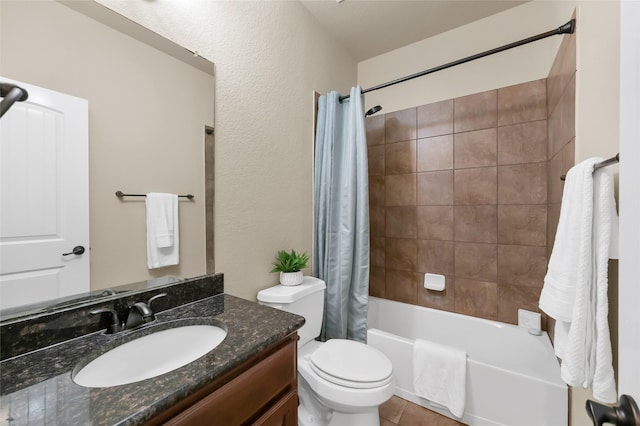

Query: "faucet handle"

xmin=124 ymin=293 xmax=168 ymax=330
xmin=147 ymin=292 xmax=167 ymax=310
xmin=89 ymin=307 xmax=123 ymax=334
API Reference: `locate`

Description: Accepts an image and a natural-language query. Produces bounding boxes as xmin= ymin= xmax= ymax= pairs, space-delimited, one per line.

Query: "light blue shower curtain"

xmin=313 ymin=86 xmax=369 ymax=343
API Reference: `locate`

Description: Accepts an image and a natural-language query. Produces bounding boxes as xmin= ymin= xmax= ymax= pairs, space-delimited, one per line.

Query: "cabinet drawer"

xmin=253 ymin=390 xmax=297 ymax=426
xmin=165 ymin=339 xmax=296 ymax=425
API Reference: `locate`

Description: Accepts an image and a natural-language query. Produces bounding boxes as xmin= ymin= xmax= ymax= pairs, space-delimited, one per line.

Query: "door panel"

xmin=0 ymin=77 xmax=89 ymax=310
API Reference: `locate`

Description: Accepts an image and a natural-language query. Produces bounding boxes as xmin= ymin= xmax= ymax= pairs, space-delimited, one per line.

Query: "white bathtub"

xmin=367 ymin=297 xmax=567 ymax=426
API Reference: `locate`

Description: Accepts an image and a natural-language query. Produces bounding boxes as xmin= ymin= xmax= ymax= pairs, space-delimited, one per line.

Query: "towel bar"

xmin=560 ymin=153 xmax=619 ymax=181
xmin=115 ymin=191 xmax=194 ymax=200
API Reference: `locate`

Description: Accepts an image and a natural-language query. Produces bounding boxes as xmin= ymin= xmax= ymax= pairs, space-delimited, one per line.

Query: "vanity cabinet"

xmin=148 ymin=334 xmax=298 ymax=426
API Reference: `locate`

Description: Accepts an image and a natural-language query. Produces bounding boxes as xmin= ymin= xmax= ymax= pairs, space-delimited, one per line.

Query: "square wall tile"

xmin=454 ymin=242 xmax=497 ymax=282
xmin=498 ymin=204 xmax=547 ymax=246
xmin=366 ymin=114 xmax=385 ymax=146
xmin=386 ymin=108 xmax=416 ymax=143
xmin=417 ymin=135 xmax=453 ymax=172
xmin=385 ymin=173 xmax=416 ymax=206
xmin=562 ymin=138 xmax=575 ymax=175
xmin=498 ymin=162 xmax=547 ymax=204
xmin=417 ymin=170 xmax=453 ymax=205
xmin=547 ymin=28 xmax=576 ymax=115
xmin=385 ymin=269 xmax=417 ymax=304
xmin=497 ymin=120 xmax=547 ymax=165
xmin=386 ymin=206 xmax=417 ymax=239
xmin=455 ymin=278 xmax=498 ymax=320
xmin=454 ymin=205 xmax=497 ymax=243
xmin=498 ymin=244 xmax=547 ymax=288
xmin=454 ymin=90 xmax=497 ymax=133
xmin=547 ymin=203 xmax=561 ymax=257
xmin=497 ymin=285 xmax=542 ymax=325
xmin=547 ymin=45 xmax=565 ymax=115
xmin=417 ymin=240 xmax=454 ymax=276
xmin=417 ymin=99 xmax=454 ymax=138
xmin=371 ymin=207 xmax=386 ymax=238
xmin=369 ymin=267 xmax=385 ymax=298
xmin=498 ymin=79 xmax=547 ymax=126
xmin=417 ymin=206 xmax=454 ymax=240
xmin=371 ymin=237 xmax=386 ymax=268
xmin=386 ymin=238 xmax=417 ymax=272
xmin=454 ymin=167 xmax=497 ymax=205
xmin=454 ymin=128 xmax=497 ymax=169
xmin=547 ymin=152 xmax=564 ymax=204
xmin=368 ymin=145 xmax=385 ymax=176
xmin=418 ymin=275 xmax=455 ymax=312
xmin=548 ymin=75 xmax=575 ymax=159
xmin=369 ymin=175 xmax=385 ymax=207
xmin=385 ymin=140 xmax=416 ymax=174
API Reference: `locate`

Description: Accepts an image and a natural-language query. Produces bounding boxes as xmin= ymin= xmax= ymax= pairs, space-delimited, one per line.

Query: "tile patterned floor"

xmin=379 ymin=396 xmax=465 ymax=426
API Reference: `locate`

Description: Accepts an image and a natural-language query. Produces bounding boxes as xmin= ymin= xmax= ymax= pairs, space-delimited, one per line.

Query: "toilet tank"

xmin=257 ymin=277 xmax=326 ymax=347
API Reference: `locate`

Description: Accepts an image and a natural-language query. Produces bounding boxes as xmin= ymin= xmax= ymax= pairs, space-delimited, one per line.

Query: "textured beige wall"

xmin=1 ymin=0 xmax=213 ymax=291
xmin=96 ymin=0 xmax=357 ymax=300
xmin=574 ymin=3 xmax=620 ymax=165
xmin=358 ymin=1 xmax=576 ymax=114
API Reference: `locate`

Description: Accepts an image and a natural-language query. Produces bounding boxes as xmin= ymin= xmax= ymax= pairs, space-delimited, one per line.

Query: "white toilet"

xmin=257 ymin=276 xmax=394 ymax=426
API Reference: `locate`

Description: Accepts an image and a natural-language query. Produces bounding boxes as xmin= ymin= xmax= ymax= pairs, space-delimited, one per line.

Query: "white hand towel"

xmin=539 ymin=158 xmax=617 ymax=403
xmin=146 ymin=193 xmax=179 ymax=269
xmin=413 ymin=338 xmax=467 ymax=418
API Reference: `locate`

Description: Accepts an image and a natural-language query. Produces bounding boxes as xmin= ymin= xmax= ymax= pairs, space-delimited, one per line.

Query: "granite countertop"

xmin=0 ymin=293 xmax=305 ymax=425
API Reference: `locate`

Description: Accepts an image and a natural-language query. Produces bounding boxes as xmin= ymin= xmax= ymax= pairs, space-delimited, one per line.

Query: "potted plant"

xmin=271 ymin=249 xmax=309 ymax=286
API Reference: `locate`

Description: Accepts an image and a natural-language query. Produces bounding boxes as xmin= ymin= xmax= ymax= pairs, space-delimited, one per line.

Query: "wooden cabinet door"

xmin=252 ymin=390 xmax=297 ymax=426
xmin=164 ymin=339 xmax=296 ymax=425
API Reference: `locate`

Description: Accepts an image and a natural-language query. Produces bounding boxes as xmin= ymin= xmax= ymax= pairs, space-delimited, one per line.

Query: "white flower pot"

xmin=280 ymin=271 xmax=303 ymax=286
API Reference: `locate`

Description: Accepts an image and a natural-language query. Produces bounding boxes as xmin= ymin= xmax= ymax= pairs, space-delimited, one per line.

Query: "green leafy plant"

xmin=271 ymin=249 xmax=309 ymax=273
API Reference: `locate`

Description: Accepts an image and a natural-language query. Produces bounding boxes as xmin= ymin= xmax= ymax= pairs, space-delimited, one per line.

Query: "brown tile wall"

xmin=545 ymin=19 xmax=577 ymax=340
xmin=366 ymin=78 xmax=551 ymax=326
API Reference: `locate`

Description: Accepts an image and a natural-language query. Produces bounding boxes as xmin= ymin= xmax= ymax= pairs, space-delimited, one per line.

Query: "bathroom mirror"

xmin=0 ymin=0 xmax=215 ymax=321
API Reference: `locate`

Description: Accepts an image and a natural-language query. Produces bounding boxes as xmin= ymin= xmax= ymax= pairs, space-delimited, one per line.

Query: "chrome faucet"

xmin=125 ymin=293 xmax=167 ymax=329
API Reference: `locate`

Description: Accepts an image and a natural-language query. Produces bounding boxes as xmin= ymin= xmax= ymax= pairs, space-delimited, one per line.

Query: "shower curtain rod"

xmin=339 ymin=19 xmax=576 ymax=102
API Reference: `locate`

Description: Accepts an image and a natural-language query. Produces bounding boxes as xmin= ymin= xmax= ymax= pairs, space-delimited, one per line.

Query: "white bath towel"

xmin=539 ymin=160 xmax=595 ymax=324
xmin=590 ymin=169 xmax=617 ymax=402
xmin=146 ymin=192 xmax=179 ymax=269
xmin=413 ymin=338 xmax=467 ymax=418
xmin=539 ymin=158 xmax=617 ymax=403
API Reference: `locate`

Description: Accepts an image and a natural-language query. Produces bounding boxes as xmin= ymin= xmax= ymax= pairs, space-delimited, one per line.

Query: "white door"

xmin=0 ymin=77 xmax=89 ymax=310
xmin=618 ymin=1 xmax=640 ymax=401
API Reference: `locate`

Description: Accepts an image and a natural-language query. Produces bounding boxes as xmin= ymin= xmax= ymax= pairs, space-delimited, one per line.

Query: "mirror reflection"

xmin=0 ymin=0 xmax=214 ymax=319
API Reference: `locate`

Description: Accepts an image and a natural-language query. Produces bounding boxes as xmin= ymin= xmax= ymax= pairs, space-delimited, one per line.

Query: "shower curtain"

xmin=313 ymin=86 xmax=369 ymax=343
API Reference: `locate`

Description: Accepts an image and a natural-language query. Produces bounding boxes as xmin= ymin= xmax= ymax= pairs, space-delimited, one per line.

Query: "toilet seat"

xmin=309 ymin=339 xmax=393 ymax=389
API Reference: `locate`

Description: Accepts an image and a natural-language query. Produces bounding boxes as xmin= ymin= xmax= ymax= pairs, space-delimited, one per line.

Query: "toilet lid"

xmin=309 ymin=339 xmax=393 ymax=389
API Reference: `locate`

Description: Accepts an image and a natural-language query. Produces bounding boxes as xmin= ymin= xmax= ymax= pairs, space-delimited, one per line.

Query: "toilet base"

xmin=298 ymin=372 xmax=384 ymax=426
xmin=298 ymin=404 xmax=380 ymax=426
xmin=328 ymin=408 xmax=380 ymax=426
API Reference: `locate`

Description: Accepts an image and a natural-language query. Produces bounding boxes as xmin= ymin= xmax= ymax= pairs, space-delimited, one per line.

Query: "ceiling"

xmin=300 ymin=0 xmax=527 ymax=62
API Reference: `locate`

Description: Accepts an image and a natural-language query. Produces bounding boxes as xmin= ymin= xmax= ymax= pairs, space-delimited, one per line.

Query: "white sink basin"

xmin=73 ymin=324 xmax=227 ymax=388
